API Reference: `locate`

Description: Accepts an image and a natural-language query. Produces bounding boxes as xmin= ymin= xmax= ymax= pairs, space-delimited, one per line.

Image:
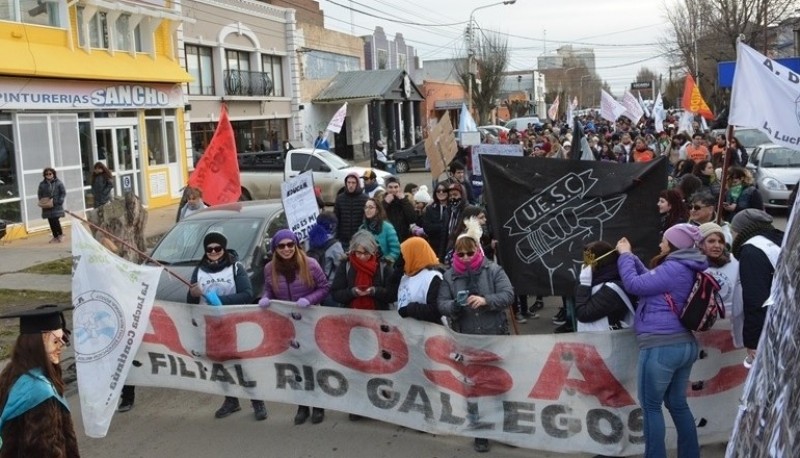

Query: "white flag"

xmin=325 ymin=102 xmax=348 ymax=134
xmin=71 ymin=220 xmax=163 ymax=437
xmin=566 ymin=96 xmax=578 ymax=123
xmin=637 ymin=91 xmax=651 ymax=118
xmin=621 ymin=90 xmax=644 ymax=125
xmin=600 ymin=89 xmax=627 ymax=123
xmin=730 ymin=41 xmax=800 ymax=150
xmin=678 ymin=110 xmax=694 ymax=135
xmin=653 ymin=92 xmax=665 ymax=133
xmin=548 ymin=95 xmax=560 ymax=121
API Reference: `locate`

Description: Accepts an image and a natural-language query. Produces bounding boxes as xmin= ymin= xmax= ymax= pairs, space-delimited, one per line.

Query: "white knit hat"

xmin=413 ymin=185 xmax=432 ymax=204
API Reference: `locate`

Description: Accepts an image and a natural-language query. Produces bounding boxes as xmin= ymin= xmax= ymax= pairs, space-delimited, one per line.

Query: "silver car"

xmin=746 ymin=144 xmax=800 ymax=208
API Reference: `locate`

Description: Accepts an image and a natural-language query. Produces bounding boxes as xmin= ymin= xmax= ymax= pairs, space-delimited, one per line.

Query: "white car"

xmin=746 ymin=143 xmax=800 ymax=208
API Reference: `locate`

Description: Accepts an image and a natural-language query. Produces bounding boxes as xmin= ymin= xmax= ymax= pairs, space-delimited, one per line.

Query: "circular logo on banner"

xmin=72 ymin=290 xmax=125 ymax=362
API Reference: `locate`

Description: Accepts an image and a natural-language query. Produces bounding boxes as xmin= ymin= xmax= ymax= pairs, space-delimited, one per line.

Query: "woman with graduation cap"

xmin=0 ymin=304 xmax=80 ymax=457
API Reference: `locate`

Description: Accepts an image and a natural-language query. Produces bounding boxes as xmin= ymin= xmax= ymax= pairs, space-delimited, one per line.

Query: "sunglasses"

xmin=276 ymin=242 xmax=296 ymax=250
xmin=436 ymin=189 xmax=448 ymax=194
xmin=691 ymin=204 xmax=709 ymax=211
xmin=456 ymin=251 xmax=476 ymax=258
xmin=205 ymin=245 xmax=224 ymax=253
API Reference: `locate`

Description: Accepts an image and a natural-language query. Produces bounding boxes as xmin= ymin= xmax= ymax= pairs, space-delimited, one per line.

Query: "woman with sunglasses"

xmin=437 ymin=217 xmax=514 ymax=453
xmin=420 ymin=183 xmax=452 ymax=262
xmin=187 ymin=232 xmax=264 ymax=421
xmin=38 ymin=167 xmax=66 ymax=243
xmin=257 ymin=229 xmax=330 ymax=425
xmin=359 ymin=197 xmax=400 ymax=264
xmin=0 ymin=305 xmax=79 ymax=457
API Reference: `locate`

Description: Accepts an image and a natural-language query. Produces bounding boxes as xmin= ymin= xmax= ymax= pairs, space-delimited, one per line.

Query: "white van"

xmin=505 ymin=117 xmax=543 ymax=130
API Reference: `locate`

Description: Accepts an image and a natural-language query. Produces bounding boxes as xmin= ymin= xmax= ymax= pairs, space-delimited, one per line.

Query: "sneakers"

xmin=473 ymin=438 xmax=490 ymax=453
xmin=515 ymin=315 xmax=528 ymax=324
xmin=118 ymin=398 xmax=134 ymax=413
xmin=552 ymin=308 xmax=567 ymax=325
xmin=553 ymin=322 xmax=575 ymax=334
xmin=215 ymin=397 xmax=241 ymax=418
xmin=49 ymin=237 xmax=59 ymax=244
xmin=57 ymin=235 xmax=64 ymax=242
xmin=252 ymin=401 xmax=268 ymax=421
xmin=531 ymin=299 xmax=545 ymax=312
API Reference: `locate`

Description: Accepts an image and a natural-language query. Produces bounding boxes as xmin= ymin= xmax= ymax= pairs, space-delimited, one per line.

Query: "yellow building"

xmin=0 ymin=0 xmax=192 ymax=240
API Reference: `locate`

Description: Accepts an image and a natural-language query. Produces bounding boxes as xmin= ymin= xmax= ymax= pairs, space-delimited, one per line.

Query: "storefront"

xmin=0 ymin=77 xmax=187 ymax=239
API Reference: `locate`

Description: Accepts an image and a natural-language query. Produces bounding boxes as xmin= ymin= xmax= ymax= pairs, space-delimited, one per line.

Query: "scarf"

xmin=729 ymin=184 xmax=743 ymax=202
xmin=452 ymin=249 xmax=484 ymax=275
xmin=349 ymin=253 xmax=378 ymax=310
xmin=363 ymin=218 xmax=381 ymax=235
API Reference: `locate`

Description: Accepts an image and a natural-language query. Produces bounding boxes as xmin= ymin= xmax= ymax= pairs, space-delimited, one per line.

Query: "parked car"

xmin=478 ymin=125 xmax=510 ymax=138
xmin=733 ymin=128 xmax=772 ymax=156
xmin=746 ymin=143 xmax=800 ymax=208
xmin=149 ymin=200 xmax=287 ymax=302
xmin=392 ymin=141 xmax=427 ymax=173
xmin=504 ymin=116 xmax=542 ymax=131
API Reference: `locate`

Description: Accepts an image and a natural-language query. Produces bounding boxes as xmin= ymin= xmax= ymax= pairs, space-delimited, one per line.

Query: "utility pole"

xmin=467 ymin=1 xmax=517 ymax=114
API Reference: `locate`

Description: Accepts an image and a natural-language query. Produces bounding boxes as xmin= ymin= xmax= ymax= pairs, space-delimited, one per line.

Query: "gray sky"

xmin=319 ymin=0 xmax=676 ymax=97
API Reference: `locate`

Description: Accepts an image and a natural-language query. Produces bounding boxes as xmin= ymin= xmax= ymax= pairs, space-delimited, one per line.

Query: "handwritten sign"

xmin=470 ymin=144 xmax=524 ymax=176
xmin=280 ymin=172 xmax=318 ymax=242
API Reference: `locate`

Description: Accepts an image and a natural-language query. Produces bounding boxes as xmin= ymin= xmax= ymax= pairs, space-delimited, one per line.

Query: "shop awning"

xmin=313 ymin=69 xmax=423 ymax=104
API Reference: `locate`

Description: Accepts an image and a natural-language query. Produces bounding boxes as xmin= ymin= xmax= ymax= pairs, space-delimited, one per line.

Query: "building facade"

xmin=181 ymin=0 xmax=301 ymax=169
xmin=363 ymin=27 xmax=419 ymax=77
xmin=0 ymin=0 xmax=192 ymax=240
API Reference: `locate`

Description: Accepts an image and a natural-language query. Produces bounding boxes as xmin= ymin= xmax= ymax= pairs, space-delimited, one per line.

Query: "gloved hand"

xmin=579 ymin=266 xmax=593 ymax=286
xmin=258 ymin=297 xmax=271 ymax=308
xmin=296 ymin=298 xmax=311 ymax=308
xmin=204 ymin=291 xmax=222 ymax=306
xmin=411 ymin=225 xmax=426 ymax=237
xmin=398 ymin=306 xmax=409 ymax=318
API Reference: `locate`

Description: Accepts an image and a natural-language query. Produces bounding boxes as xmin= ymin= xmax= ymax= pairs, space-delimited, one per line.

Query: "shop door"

xmin=96 ymin=125 xmax=140 ymax=198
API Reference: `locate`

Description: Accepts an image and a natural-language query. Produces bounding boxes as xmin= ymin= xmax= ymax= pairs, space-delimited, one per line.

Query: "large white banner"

xmin=281 ymin=172 xmax=319 ymax=242
xmin=600 ymin=90 xmax=627 ymax=123
xmin=71 ymin=221 xmax=163 ymax=438
xmin=621 ymin=91 xmax=644 ymax=125
xmin=126 ymin=299 xmax=747 ymax=456
xmin=729 ymin=41 xmax=800 ymax=150
xmin=470 ymin=144 xmax=524 ymax=176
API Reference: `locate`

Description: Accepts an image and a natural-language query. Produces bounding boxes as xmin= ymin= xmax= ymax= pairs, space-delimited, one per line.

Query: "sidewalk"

xmin=0 ymin=203 xmax=180 ymax=291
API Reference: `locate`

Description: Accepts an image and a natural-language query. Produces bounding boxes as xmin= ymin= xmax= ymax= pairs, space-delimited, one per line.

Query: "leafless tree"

xmin=455 ymin=32 xmax=509 ymax=125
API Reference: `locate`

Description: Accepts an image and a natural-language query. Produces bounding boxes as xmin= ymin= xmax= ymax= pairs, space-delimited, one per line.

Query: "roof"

xmin=313 ymin=69 xmax=423 ymax=103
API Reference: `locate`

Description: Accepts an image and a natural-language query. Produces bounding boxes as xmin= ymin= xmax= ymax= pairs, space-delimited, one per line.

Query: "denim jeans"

xmin=637 ymin=341 xmax=700 ymax=458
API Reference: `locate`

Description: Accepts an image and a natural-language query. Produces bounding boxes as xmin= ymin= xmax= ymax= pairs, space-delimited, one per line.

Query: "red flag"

xmin=681 ymin=74 xmax=714 ymax=120
xmin=188 ymin=107 xmax=241 ymax=205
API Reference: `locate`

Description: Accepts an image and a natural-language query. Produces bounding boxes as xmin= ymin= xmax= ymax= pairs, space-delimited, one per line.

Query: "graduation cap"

xmin=1 ymin=304 xmax=72 ymax=334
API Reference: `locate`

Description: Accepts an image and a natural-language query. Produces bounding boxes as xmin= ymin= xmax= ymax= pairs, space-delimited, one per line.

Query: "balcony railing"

xmin=223 ymin=70 xmax=274 ymax=96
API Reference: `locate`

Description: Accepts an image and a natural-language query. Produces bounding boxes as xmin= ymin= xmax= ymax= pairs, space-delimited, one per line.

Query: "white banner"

xmin=653 ymin=92 xmax=665 ymax=133
xmin=325 ymin=103 xmax=348 ymax=134
xmin=729 ymin=41 xmax=800 ymax=150
xmin=471 ymin=144 xmax=524 ymax=176
xmin=548 ymin=95 xmax=560 ymax=121
xmin=125 ymin=299 xmax=746 ymax=456
xmin=637 ymin=90 xmax=651 ymax=118
xmin=600 ymin=90 xmax=627 ymax=123
xmin=71 ymin=220 xmax=163 ymax=438
xmin=281 ymin=172 xmax=319 ymax=242
xmin=621 ymin=90 xmax=644 ymax=125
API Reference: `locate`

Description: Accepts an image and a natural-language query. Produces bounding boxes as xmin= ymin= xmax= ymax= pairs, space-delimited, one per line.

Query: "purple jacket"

xmin=260 ymin=256 xmax=331 ymax=304
xmin=617 ymin=249 xmax=708 ymax=336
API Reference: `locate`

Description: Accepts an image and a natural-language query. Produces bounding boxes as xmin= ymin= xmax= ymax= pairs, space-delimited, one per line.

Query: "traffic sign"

xmin=630 ymin=81 xmax=652 ymax=89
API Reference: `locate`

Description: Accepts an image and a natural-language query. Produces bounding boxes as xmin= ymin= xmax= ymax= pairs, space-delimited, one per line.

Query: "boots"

xmin=311 ymin=407 xmax=325 ymax=424
xmin=252 ymin=400 xmax=267 ymax=421
xmin=215 ymin=397 xmax=241 ymax=419
xmin=294 ymin=405 xmax=310 ymax=425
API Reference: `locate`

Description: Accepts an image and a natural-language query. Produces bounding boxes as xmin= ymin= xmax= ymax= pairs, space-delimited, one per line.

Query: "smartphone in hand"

xmin=456 ymin=290 xmax=469 ymax=306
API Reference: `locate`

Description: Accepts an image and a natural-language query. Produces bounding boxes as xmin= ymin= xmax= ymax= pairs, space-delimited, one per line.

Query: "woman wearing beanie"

xmin=616 ymin=223 xmax=708 ymax=458
xmin=257 ymin=229 xmax=330 ymax=425
xmin=307 ymin=212 xmax=345 ymax=282
xmin=438 ymin=217 xmax=514 ymax=453
xmin=697 ymin=222 xmax=743 ymax=348
xmin=729 ymin=209 xmax=783 ymax=365
xmin=397 ymin=236 xmax=444 ymax=324
xmin=187 ymin=232 xmax=263 ymax=420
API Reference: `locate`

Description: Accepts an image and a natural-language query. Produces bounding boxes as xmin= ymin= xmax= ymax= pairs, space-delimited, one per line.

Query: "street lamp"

xmin=467 ymin=0 xmax=517 ymax=113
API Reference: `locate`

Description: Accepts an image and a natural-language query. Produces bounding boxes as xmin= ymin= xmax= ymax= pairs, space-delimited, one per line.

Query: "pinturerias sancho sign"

xmin=481 ymin=155 xmax=667 ymax=296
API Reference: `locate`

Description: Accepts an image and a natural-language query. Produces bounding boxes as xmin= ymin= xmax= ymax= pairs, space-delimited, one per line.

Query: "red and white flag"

xmin=600 ymin=89 xmax=626 ymax=123
xmin=325 ymin=102 xmax=348 ymax=134
xmin=547 ymin=95 xmax=560 ymax=121
xmin=188 ymin=106 xmax=241 ymax=205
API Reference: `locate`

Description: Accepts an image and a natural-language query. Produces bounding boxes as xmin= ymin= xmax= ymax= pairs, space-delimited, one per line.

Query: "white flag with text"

xmin=729 ymin=41 xmax=800 ymax=150
xmin=325 ymin=102 xmax=348 ymax=134
xmin=600 ymin=90 xmax=627 ymax=123
xmin=621 ymin=90 xmax=644 ymax=125
xmin=71 ymin=220 xmax=163 ymax=438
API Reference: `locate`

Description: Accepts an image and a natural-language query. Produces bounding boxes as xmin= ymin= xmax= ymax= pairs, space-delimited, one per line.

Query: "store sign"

xmin=0 ymin=77 xmax=183 ymax=110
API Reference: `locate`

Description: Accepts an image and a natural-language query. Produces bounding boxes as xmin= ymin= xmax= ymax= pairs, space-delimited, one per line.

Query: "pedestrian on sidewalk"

xmin=38 ymin=167 xmax=66 ymax=243
xmin=0 ymin=305 xmax=80 ymax=457
xmin=91 ymin=162 xmax=114 ymax=207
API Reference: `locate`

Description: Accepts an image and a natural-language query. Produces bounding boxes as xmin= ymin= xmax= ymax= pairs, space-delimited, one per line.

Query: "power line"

xmin=325 ymin=0 xmax=467 ymax=27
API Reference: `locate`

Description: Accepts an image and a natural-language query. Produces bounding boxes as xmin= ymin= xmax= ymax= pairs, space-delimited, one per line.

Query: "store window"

xmin=145 ymin=110 xmax=178 ymax=166
xmin=0 ymin=114 xmax=20 ymax=223
xmin=230 ymin=119 xmax=288 ymax=153
xmin=77 ymin=7 xmax=109 ymax=49
xmin=114 ymin=14 xmax=142 ymax=52
xmin=261 ymin=54 xmax=284 ymax=97
xmin=2 ymin=0 xmax=64 ymax=27
xmin=186 ymin=45 xmax=215 ymax=95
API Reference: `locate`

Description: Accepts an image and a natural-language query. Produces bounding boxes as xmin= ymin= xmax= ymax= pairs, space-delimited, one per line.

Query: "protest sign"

xmin=424 ymin=112 xmax=458 ymax=179
xmin=470 ymin=144 xmax=524 ymax=176
xmin=281 ymin=171 xmax=318 ymax=242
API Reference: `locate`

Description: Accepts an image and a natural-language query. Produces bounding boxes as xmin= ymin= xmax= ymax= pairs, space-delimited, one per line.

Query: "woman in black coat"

xmin=91 ymin=162 xmax=114 ymax=207
xmin=574 ymin=241 xmax=636 ymax=331
xmin=37 ymin=167 xmax=66 ymax=243
xmin=420 ymin=183 xmax=451 ymax=262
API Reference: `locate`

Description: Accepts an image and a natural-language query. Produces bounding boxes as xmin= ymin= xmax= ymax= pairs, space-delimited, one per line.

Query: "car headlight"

xmin=761 ymin=177 xmax=787 ymax=191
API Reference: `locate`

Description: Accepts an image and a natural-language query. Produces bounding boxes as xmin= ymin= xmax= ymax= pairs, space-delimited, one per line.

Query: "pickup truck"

xmin=239 ymin=148 xmax=392 ymax=204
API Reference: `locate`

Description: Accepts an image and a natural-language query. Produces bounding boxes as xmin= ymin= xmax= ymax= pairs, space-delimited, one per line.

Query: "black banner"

xmin=481 ymin=156 xmax=667 ymax=296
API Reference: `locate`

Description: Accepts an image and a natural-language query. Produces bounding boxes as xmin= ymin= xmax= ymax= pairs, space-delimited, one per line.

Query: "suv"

xmin=505 ymin=117 xmax=542 ymax=131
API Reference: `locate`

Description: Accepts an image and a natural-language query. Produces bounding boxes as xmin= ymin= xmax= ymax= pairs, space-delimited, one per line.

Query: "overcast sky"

xmin=318 ymin=0 xmax=677 ymax=96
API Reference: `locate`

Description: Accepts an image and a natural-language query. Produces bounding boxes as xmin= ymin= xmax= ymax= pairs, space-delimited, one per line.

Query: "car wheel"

xmin=239 ymin=188 xmax=252 ymax=201
xmin=395 ymin=160 xmax=409 ymax=173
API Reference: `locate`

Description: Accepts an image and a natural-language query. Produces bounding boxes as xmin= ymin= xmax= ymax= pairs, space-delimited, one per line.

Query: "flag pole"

xmin=716 ymin=127 xmax=734 ymax=225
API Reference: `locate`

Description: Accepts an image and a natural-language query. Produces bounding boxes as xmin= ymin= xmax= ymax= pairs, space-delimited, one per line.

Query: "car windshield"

xmin=314 ymin=151 xmax=350 ymax=169
xmin=736 ymin=129 xmax=771 ymax=148
xmin=761 ymin=148 xmax=800 ymax=168
xmin=151 ymin=217 xmax=265 ymax=264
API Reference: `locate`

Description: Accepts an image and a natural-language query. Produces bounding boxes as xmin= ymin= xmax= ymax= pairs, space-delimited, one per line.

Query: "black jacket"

xmin=382 ymin=195 xmax=416 ymax=242
xmin=421 ymin=202 xmax=451 ymax=262
xmin=739 ymin=229 xmax=783 ymax=349
xmin=575 ymin=281 xmax=632 ymax=327
xmin=334 ymin=188 xmax=368 ymax=246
